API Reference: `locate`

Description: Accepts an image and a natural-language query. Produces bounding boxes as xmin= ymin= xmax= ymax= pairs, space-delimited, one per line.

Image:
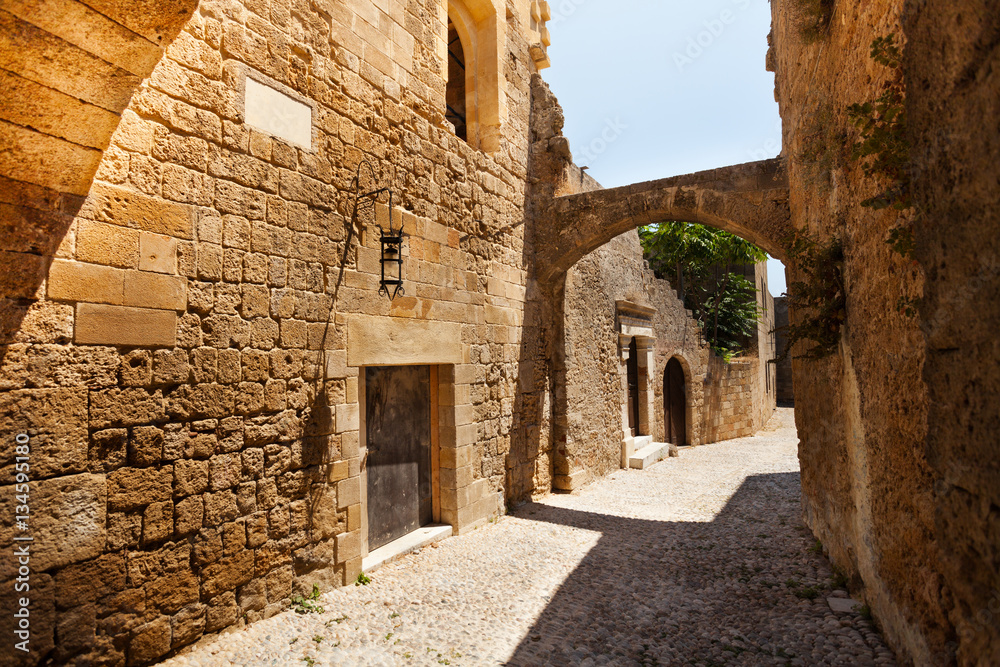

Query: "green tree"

xmin=639 ymin=222 xmax=767 ymax=358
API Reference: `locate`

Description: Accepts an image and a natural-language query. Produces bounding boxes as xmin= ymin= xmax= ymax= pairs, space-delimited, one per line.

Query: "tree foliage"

xmin=639 ymin=222 xmax=767 ymax=359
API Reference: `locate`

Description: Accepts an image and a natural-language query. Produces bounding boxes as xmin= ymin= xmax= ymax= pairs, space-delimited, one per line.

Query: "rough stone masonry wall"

xmin=772 ymin=0 xmax=999 ymax=663
xmin=0 ymin=0 xmax=549 ymax=664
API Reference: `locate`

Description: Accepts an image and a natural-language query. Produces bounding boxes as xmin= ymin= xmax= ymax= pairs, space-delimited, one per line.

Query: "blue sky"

xmin=542 ymin=0 xmax=788 ymax=295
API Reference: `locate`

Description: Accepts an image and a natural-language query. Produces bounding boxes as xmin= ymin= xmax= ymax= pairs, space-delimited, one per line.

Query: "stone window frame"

xmin=445 ymin=0 xmax=506 ymax=153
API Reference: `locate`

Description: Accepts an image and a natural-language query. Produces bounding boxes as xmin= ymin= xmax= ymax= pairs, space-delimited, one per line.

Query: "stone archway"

xmin=534 ymin=158 xmax=791 ymax=287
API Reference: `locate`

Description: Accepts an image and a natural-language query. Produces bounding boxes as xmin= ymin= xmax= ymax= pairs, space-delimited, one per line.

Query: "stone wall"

xmin=0 ymin=1 xmax=559 ymax=664
xmin=771 ymin=0 xmax=999 ymax=662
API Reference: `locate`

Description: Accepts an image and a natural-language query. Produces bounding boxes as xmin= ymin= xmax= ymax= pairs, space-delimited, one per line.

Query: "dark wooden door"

xmin=627 ymin=338 xmax=640 ymax=436
xmin=664 ymin=358 xmax=686 ymax=446
xmin=366 ymin=365 xmax=432 ymax=551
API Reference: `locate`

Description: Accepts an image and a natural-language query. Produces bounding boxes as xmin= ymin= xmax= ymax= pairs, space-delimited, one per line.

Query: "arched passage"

xmin=535 ymin=158 xmax=791 ymax=286
xmin=664 ymin=357 xmax=687 ymax=446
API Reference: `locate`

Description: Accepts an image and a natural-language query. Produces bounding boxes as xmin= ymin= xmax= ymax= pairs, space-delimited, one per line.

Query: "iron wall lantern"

xmin=360 ymin=187 xmax=405 ymax=300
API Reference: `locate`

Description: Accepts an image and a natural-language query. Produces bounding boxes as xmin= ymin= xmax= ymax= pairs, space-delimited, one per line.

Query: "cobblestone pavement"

xmin=161 ymin=409 xmax=896 ymax=666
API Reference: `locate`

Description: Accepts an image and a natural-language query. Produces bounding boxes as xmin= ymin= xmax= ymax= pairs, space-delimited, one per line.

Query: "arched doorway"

xmin=664 ymin=358 xmax=687 ymax=446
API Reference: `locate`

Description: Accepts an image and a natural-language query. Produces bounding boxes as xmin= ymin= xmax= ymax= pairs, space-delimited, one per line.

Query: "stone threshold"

xmin=362 ymin=524 xmax=453 ymax=574
xmin=629 ymin=441 xmax=674 ymax=469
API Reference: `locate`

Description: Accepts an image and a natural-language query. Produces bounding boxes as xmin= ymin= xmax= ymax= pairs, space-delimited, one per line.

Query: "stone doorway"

xmin=664 ymin=357 xmax=687 ymax=446
xmin=365 ymin=365 xmax=434 ymax=550
xmin=626 ymin=338 xmax=641 ymax=436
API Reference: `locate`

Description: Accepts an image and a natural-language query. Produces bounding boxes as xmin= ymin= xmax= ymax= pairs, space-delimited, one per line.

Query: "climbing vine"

xmin=847 ymin=35 xmax=911 ymax=211
xmin=847 ymin=34 xmax=921 ymax=318
xmin=775 ymin=233 xmax=846 ymax=362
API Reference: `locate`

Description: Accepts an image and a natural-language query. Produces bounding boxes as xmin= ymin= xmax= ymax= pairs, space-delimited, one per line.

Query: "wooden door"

xmin=664 ymin=358 xmax=687 ymax=446
xmin=627 ymin=338 xmax=640 ymax=436
xmin=366 ymin=365 xmax=432 ymax=551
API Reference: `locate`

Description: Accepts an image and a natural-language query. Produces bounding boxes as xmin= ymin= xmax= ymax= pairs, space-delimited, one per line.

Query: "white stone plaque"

xmin=244 ymin=77 xmax=312 ymax=149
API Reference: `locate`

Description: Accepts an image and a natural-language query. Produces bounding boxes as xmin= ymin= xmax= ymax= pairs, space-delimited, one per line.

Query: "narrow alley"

xmin=160 ymin=410 xmax=894 ymax=666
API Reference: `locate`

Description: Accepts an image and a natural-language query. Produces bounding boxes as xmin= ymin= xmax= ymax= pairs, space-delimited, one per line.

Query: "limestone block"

xmin=346 ymin=314 xmax=462 ymax=366
xmin=440 ymin=445 xmax=473 ymax=470
xmin=141 ymin=500 xmax=173 ymax=545
xmin=203 ymin=490 xmax=238 ymax=526
xmin=124 ymin=270 xmax=187 ymax=311
xmin=335 ymin=403 xmax=359 ymax=433
xmin=175 ymin=495 xmax=204 ymax=536
xmin=335 ymin=529 xmax=360 ymax=563
xmin=89 ymin=387 xmax=166 ymax=428
xmin=75 ymin=219 xmax=140 ymax=269
xmin=129 ymin=425 xmax=164 ymax=467
xmin=78 ymin=183 xmax=194 ymax=239
xmin=139 ymin=232 xmax=178 ymax=274
xmin=174 ymin=459 xmax=209 ymax=497
xmin=48 ymin=259 xmax=125 ymax=305
xmin=0 ymin=387 xmax=88 ymax=479
xmin=0 ymin=68 xmax=120 ymax=152
xmin=337 ymin=476 xmax=360 ymax=509
xmin=75 ymin=303 xmax=177 ymax=347
xmin=0 ymin=473 xmax=106 ymax=579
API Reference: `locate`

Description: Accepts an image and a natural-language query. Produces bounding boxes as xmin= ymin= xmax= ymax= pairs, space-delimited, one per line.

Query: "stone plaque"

xmin=244 ymin=77 xmax=312 ymax=148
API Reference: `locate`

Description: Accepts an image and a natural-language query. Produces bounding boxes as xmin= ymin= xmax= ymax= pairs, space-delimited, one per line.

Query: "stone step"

xmin=629 ymin=441 xmax=672 ymax=469
xmin=633 ymin=435 xmax=654 ymax=449
xmin=362 ymin=524 xmax=453 ymax=574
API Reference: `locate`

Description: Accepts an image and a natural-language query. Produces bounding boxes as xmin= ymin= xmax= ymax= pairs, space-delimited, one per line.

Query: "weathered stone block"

xmin=129 ymin=426 xmax=164 ymax=467
xmin=175 ymin=495 xmax=204 ymax=536
xmin=90 ymin=428 xmax=127 ymax=472
xmin=76 ymin=303 xmax=177 ymax=347
xmin=107 ymin=466 xmax=172 ymax=511
xmin=203 ymin=489 xmax=238 ymax=526
xmin=0 ymin=387 xmax=88 ymax=479
xmin=205 ymin=591 xmax=239 ymax=633
xmin=90 ymin=387 xmax=166 ymax=428
xmin=0 ymin=473 xmax=106 ymax=578
xmin=141 ymin=500 xmax=174 ymax=545
xmin=335 ymin=529 xmax=360 ymax=563
xmin=76 ymin=220 xmax=140 ymax=268
xmin=201 ymin=550 xmax=254 ymax=598
xmin=106 ymin=511 xmax=141 ymax=549
xmin=173 ymin=459 xmax=209 ymax=497
xmin=80 ymin=183 xmax=194 ymax=239
xmin=171 ymin=602 xmax=206 ymax=649
xmin=129 ymin=616 xmax=172 ymax=665
xmin=209 ymin=453 xmax=242 ymax=491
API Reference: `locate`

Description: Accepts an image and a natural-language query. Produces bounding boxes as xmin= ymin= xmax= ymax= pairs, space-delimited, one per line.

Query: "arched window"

xmin=446 ymin=21 xmax=468 ymax=142
xmin=445 ymin=0 xmax=505 ymax=152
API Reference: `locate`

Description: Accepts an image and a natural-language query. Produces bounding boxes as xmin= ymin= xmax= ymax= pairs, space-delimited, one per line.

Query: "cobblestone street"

xmin=161 ymin=409 xmax=895 ymax=666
